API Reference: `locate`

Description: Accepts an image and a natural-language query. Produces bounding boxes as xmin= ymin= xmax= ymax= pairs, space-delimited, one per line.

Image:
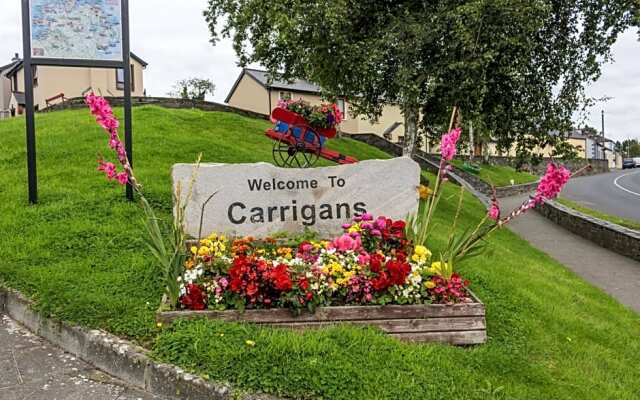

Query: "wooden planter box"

xmin=156 ymin=291 xmax=486 ymax=345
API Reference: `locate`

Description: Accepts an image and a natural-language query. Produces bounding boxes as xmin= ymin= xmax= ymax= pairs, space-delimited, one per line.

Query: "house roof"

xmin=225 ymin=68 xmax=321 ymax=103
xmin=0 ymin=60 xmax=19 ymax=74
xmin=2 ymin=52 xmax=148 ymax=77
xmin=13 ymin=92 xmax=25 ymax=105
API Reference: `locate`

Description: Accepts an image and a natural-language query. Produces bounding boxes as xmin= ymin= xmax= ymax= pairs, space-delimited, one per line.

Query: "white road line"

xmin=613 ymin=171 xmax=640 ymax=197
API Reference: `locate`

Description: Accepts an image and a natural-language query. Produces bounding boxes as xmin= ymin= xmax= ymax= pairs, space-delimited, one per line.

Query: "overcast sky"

xmin=1 ymin=1 xmax=638 ymax=142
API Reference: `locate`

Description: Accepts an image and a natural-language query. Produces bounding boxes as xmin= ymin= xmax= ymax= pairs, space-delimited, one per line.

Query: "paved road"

xmin=561 ymin=169 xmax=640 ymax=221
xmin=501 ymin=194 xmax=640 ymax=312
xmin=0 ymin=314 xmax=162 ymax=400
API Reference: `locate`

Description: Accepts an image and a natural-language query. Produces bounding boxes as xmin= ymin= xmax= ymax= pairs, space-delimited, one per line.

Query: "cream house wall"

xmin=228 ymin=74 xmax=407 ymax=137
xmin=227 ymin=74 xmax=270 ymax=115
xmin=0 ymin=74 xmax=12 ymax=117
xmin=568 ymin=138 xmax=587 ymax=159
xmin=10 ymin=60 xmax=145 ymax=111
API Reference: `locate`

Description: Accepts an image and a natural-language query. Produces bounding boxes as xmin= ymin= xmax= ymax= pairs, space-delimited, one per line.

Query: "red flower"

xmin=180 ymin=283 xmax=207 ymax=310
xmin=271 ymin=264 xmax=293 ymax=292
xmin=298 ymin=277 xmax=310 ymax=291
xmin=371 ymin=271 xmax=391 ymax=291
xmin=386 ymin=260 xmax=410 ymax=285
xmin=369 ymin=253 xmax=385 ymax=273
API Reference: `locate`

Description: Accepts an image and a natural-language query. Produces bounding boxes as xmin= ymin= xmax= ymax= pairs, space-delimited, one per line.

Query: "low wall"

xmin=536 ymin=200 xmax=640 ymax=261
xmin=42 ymin=96 xmax=270 ymax=121
xmin=460 ymin=155 xmax=608 ymax=176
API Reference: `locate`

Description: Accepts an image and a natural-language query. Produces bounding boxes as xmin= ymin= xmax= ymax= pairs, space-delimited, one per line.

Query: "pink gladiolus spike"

xmin=440 ymin=127 xmax=462 ymax=161
xmin=488 ymin=202 xmax=500 ymax=221
xmin=115 ymin=172 xmax=129 ymax=185
xmin=533 ymin=163 xmax=571 ymax=205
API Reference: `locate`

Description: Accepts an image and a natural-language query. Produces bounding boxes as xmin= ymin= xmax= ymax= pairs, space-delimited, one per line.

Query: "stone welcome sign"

xmin=172 ymin=157 xmax=420 ymax=238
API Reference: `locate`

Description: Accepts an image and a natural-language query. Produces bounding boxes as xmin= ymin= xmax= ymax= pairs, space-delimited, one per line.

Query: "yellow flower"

xmin=245 ymin=340 xmax=256 ymax=347
xmin=411 ymin=245 xmax=432 ymax=263
xmin=414 ymin=245 xmax=430 ymax=257
xmin=156 ymin=322 xmax=163 ymax=328
xmin=184 ymin=259 xmax=195 ymax=270
xmin=429 ymin=261 xmax=448 ymax=276
xmin=418 ymin=185 xmax=433 ymax=200
xmin=198 ymin=246 xmax=210 ymax=257
xmin=190 ymin=246 xmax=198 ymax=255
xmin=348 ymin=224 xmax=361 ymax=234
xmin=424 ymin=281 xmax=436 ymax=289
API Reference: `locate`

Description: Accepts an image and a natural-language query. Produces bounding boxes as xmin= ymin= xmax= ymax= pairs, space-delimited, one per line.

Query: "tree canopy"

xmin=205 ymin=0 xmax=638 ymax=156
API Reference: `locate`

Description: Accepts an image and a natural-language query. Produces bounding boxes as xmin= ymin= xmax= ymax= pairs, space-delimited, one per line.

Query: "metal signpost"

xmin=20 ymin=0 xmax=134 ymax=203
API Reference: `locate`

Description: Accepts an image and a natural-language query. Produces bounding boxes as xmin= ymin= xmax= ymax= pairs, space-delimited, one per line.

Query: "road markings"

xmin=613 ymin=171 xmax=640 ymax=198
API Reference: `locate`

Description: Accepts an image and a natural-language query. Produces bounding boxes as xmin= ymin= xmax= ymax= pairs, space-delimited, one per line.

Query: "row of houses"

xmin=0 ymin=56 xmax=622 ymax=168
xmin=0 ymin=52 xmax=147 ymax=118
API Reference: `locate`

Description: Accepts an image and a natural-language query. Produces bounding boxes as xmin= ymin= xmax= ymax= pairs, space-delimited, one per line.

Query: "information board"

xmin=30 ymin=0 xmax=123 ymax=62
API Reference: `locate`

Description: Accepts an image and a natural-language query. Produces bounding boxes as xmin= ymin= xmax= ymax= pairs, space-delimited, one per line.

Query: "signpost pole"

xmin=122 ymin=0 xmax=133 ymax=201
xmin=21 ymin=0 xmax=38 ymax=204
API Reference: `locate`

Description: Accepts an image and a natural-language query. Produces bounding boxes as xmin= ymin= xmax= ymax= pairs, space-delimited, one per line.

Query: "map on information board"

xmin=30 ymin=0 xmax=123 ymax=61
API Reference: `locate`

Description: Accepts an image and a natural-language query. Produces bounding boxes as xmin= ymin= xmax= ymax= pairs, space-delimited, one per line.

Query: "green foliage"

xmin=620 ymin=138 xmax=640 ymax=157
xmin=204 ymin=0 xmax=637 ymax=156
xmin=451 ymin=160 xmax=538 ymax=186
xmin=168 ymin=77 xmax=216 ymax=102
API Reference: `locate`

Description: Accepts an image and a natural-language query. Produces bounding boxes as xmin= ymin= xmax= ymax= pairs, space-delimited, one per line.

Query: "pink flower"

xmin=488 ymin=202 xmax=500 ymax=221
xmin=533 ymin=163 xmax=571 ymax=205
xmin=98 ymin=161 xmax=117 ymax=180
xmin=440 ymin=127 xmax=462 ymax=161
xmin=330 ymin=234 xmax=362 ymax=252
xmin=115 ymin=172 xmax=129 ymax=185
xmin=357 ymin=252 xmax=371 ymax=265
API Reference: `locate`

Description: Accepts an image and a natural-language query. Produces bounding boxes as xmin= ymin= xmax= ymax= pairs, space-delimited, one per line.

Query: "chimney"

xmin=11 ymin=53 xmax=20 ymax=61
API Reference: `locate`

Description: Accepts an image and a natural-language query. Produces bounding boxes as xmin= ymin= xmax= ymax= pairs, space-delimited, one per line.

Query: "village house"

xmin=1 ymin=52 xmax=147 ymax=117
xmin=225 ymin=68 xmax=407 ymax=143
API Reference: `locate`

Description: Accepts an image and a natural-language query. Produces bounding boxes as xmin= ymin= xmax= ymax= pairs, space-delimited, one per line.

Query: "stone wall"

xmin=42 ymin=96 xmax=271 ymax=121
xmin=536 ymin=200 xmax=640 ymax=261
xmin=459 ymin=155 xmax=608 ymax=176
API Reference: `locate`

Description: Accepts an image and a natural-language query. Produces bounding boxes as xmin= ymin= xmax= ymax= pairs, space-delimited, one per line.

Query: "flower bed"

xmin=156 ymin=214 xmax=487 ymax=345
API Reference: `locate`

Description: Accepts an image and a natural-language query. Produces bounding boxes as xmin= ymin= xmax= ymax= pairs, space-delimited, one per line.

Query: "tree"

xmin=621 ymin=139 xmax=640 ymax=157
xmin=204 ymin=0 xmax=637 ymax=157
xmin=168 ymin=78 xmax=216 ymax=103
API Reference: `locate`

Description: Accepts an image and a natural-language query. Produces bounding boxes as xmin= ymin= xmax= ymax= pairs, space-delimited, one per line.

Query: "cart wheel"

xmin=272 ymin=131 xmax=321 ymax=168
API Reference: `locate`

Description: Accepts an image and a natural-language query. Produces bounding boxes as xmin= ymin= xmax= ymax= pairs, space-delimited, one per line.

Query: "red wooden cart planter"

xmin=156 ymin=291 xmax=486 ymax=345
xmin=266 ymin=107 xmax=358 ymax=168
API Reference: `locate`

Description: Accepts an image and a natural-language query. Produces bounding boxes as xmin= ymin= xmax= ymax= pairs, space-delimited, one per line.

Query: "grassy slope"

xmin=0 ymin=107 xmax=638 ymax=400
xmin=556 ymin=197 xmax=640 ymax=231
xmin=452 ymin=159 xmax=538 ymax=187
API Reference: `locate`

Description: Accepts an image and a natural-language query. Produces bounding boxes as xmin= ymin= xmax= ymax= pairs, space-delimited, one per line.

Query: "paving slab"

xmin=0 ymin=314 xmax=163 ymax=400
xmin=502 ymin=194 xmax=640 ymax=312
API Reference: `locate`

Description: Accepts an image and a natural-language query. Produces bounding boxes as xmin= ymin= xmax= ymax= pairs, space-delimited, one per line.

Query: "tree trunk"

xmin=402 ymin=105 xmax=418 ymax=157
xmin=469 ymin=120 xmax=475 ymax=162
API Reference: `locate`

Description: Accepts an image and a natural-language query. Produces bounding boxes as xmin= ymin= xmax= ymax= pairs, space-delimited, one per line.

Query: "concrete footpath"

xmin=0 ymin=314 xmax=162 ymax=400
xmin=502 ymin=194 xmax=640 ymax=312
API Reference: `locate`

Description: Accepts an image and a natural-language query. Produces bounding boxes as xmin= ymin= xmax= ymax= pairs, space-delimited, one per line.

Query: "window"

xmin=33 ymin=66 xmax=38 ymax=87
xmin=278 ymin=91 xmax=292 ymax=101
xmin=115 ymin=65 xmax=135 ymax=91
xmin=336 ymin=99 xmax=346 ymax=119
xmin=116 ymin=68 xmax=124 ymax=90
xmin=12 ymin=75 xmax=18 ymax=92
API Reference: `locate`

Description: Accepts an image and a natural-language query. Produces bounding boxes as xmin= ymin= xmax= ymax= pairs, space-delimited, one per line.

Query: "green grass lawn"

xmin=0 ymin=106 xmax=638 ymax=400
xmin=452 ymin=159 xmax=538 ymax=187
xmin=556 ymin=197 xmax=640 ymax=231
